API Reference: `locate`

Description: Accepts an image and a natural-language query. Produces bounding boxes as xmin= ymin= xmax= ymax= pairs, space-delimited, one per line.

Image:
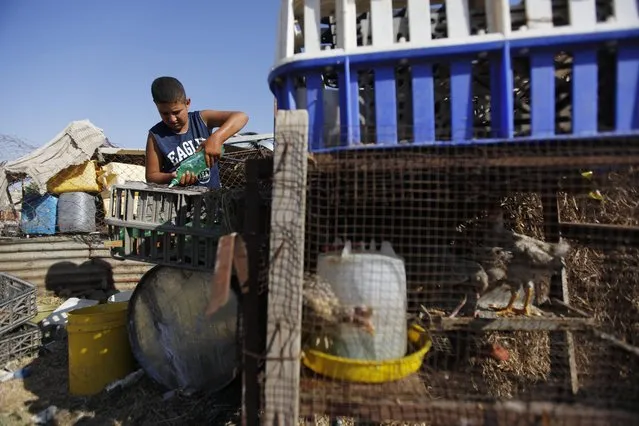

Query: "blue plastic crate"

xmin=269 ymin=1 xmax=639 ymax=153
xmin=20 ymin=193 xmax=58 ymax=235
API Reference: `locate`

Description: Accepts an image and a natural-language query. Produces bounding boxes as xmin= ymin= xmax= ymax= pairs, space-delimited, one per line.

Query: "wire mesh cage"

xmin=256 ymin=110 xmax=639 ymax=425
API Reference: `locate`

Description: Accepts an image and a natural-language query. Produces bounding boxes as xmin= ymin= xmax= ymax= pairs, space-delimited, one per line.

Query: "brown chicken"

xmin=447 ymin=247 xmax=512 ymax=318
xmin=481 ymin=211 xmax=571 ymax=317
xmin=302 ymin=273 xmax=375 ymax=345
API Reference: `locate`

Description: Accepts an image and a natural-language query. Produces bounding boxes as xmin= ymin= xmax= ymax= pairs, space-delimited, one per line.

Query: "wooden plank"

xmin=590 ymin=328 xmax=639 ymax=358
xmin=300 ymin=373 xmax=428 ymax=407
xmin=542 ymin=184 xmax=580 ymax=396
xmin=264 ymin=110 xmax=309 ymax=425
xmin=307 ymin=134 xmax=639 ymax=169
xmin=559 ymin=222 xmax=639 ymax=248
xmin=205 ymin=233 xmax=237 ymax=317
xmin=299 ymin=395 xmax=639 ymax=424
xmin=242 ymin=159 xmax=268 ymax=426
xmin=431 ymin=316 xmax=595 ymax=332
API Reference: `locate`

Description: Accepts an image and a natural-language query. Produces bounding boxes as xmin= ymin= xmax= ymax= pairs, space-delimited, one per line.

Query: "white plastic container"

xmin=316 ymin=240 xmax=407 ymax=361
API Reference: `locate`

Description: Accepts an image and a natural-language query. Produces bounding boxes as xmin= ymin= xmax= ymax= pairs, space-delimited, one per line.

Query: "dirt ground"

xmin=0 ymin=340 xmax=242 ymax=426
xmin=0 ymin=293 xmax=242 ymax=426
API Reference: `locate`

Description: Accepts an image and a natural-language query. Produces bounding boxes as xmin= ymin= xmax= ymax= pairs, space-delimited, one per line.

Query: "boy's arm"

xmin=145 ymin=132 xmax=174 ymax=184
xmin=199 ymin=110 xmax=249 ymax=167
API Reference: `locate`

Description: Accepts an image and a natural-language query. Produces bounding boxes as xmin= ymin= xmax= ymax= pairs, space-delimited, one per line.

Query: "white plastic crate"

xmin=270 ymin=0 xmax=639 ymax=150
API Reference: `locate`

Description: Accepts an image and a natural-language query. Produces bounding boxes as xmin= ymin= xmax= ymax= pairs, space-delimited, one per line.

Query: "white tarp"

xmin=0 ymin=120 xmax=107 ymax=209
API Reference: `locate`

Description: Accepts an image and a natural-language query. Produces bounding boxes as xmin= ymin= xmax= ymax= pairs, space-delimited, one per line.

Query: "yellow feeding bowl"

xmin=302 ymin=324 xmax=432 ymax=384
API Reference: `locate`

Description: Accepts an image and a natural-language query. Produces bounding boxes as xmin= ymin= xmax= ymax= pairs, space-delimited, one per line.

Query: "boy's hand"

xmin=172 ymin=170 xmax=198 ymax=186
xmin=199 ymin=136 xmax=223 ymax=168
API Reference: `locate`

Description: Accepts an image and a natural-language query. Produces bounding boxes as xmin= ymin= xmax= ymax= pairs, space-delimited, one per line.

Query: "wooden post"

xmin=242 ymin=158 xmax=273 ymax=426
xmin=264 ymin=110 xmax=309 ymax=425
xmin=541 ymin=183 xmax=580 ymax=396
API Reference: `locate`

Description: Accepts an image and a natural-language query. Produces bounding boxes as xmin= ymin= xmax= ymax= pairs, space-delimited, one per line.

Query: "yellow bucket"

xmin=67 ymin=302 xmax=135 ymax=395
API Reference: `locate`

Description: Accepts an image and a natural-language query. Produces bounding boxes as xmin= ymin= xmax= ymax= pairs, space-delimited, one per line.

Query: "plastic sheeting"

xmin=0 ymin=120 xmax=107 ymax=209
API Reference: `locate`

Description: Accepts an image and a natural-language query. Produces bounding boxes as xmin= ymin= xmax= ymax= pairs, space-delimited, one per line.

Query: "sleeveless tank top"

xmin=149 ymin=111 xmax=221 ymax=189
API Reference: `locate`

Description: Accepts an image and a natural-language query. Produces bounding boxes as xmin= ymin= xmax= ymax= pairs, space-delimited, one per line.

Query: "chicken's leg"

xmin=512 ymin=281 xmax=535 ymax=316
xmin=449 ymin=294 xmax=467 ymax=318
xmin=489 ymin=288 xmax=518 ymax=316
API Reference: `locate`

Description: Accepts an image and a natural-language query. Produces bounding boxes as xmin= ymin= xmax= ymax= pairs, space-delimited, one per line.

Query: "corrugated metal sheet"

xmin=0 ymin=236 xmax=152 ymax=291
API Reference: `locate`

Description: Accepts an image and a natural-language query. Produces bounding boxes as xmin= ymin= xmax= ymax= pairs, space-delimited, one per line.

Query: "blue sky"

xmin=0 ymin=0 xmax=278 ymax=149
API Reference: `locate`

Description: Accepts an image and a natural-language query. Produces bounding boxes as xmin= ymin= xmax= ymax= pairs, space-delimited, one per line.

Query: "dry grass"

xmin=474 ymin=331 xmax=551 ymax=399
xmin=470 ymin=167 xmax=639 ymax=407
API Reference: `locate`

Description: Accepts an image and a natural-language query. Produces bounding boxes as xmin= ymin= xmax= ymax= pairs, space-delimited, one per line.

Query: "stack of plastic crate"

xmin=104 ymin=146 xmax=274 ymax=270
xmin=270 ymin=0 xmax=639 ymax=148
xmin=0 ymin=272 xmax=40 ymax=365
xmin=105 ymin=182 xmax=230 ymax=269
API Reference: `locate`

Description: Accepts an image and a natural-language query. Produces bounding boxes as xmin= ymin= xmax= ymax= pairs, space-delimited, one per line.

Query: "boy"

xmin=145 ymin=76 xmax=249 ymax=188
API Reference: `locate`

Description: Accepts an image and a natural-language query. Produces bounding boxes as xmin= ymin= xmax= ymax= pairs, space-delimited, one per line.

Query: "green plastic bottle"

xmin=169 ymin=151 xmax=208 ymax=188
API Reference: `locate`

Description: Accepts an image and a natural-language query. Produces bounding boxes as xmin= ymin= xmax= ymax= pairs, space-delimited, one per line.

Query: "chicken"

xmin=447 ymin=247 xmax=512 ymax=318
xmin=302 ymin=273 xmax=375 ymax=347
xmin=481 ymin=211 xmax=570 ymax=317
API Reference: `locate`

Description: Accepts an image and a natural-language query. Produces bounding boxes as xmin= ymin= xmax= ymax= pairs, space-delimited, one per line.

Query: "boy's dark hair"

xmin=151 ymin=76 xmax=187 ymax=103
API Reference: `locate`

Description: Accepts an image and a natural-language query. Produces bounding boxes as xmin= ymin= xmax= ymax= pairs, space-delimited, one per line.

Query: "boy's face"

xmin=156 ymin=98 xmax=191 ymax=132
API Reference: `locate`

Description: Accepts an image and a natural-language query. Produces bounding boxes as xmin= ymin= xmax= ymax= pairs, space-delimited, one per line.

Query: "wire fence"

xmin=258 ymin=112 xmax=639 ymax=425
xmin=0 ymin=133 xmax=275 ymax=424
xmin=0 ymin=142 xmax=273 ymax=239
xmin=2 ymin=118 xmax=638 ymax=425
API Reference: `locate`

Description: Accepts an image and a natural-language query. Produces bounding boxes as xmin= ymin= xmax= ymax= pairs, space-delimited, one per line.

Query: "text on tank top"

xmin=149 ymin=111 xmax=221 ymax=189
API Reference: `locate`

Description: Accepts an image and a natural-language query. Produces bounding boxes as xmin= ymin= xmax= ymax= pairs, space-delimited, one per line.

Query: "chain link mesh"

xmin=0 ymin=132 xmax=273 ymax=424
